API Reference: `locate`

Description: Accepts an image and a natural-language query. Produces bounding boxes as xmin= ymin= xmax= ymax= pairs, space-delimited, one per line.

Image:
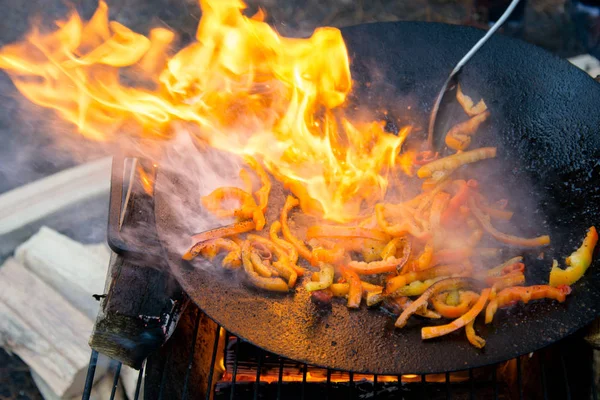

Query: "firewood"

xmin=0 ymin=258 xmax=108 ymax=399
xmin=14 ymin=226 xmax=110 ymax=320
xmin=0 ymin=157 xmax=111 ymax=258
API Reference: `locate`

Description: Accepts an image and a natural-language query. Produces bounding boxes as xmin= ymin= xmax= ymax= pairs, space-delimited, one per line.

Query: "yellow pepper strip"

xmin=392 ymin=277 xmax=445 ymax=297
xmin=465 ymin=319 xmax=486 ymax=349
xmin=269 ymin=221 xmax=306 ymax=276
xmin=281 ymin=196 xmax=315 ymax=265
xmin=417 ymin=147 xmax=497 ymax=179
xmin=247 ymin=234 xmax=297 ymax=287
xmin=330 ymin=282 xmax=383 ymax=298
xmin=241 ymin=241 xmax=288 ymax=292
xmin=445 ymin=110 xmax=490 ymax=151
xmin=386 ymin=264 xmax=465 ymax=294
xmin=249 ymin=252 xmax=274 ymax=277
xmin=422 ymin=288 xmax=491 ymax=340
xmin=312 ymin=246 xmax=347 ymax=265
xmin=456 ymin=83 xmax=488 ymax=117
xmin=244 ymin=156 xmax=271 ymax=231
xmin=305 ymin=263 xmax=334 ymax=292
xmin=549 ymin=226 xmax=598 ymax=287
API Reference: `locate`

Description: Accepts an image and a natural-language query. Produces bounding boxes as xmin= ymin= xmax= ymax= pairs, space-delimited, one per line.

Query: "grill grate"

xmin=82 ymin=305 xmax=598 ymax=400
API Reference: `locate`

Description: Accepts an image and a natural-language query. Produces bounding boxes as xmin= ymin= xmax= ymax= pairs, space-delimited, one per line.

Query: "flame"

xmin=0 ymin=0 xmax=411 ymax=221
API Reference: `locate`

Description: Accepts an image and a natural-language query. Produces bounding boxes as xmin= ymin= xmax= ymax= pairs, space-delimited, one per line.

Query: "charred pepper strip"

xmin=201 ymin=187 xmax=258 ymax=219
xmin=281 ymin=196 xmax=315 ymax=265
xmin=395 ymin=278 xmax=475 ymax=328
xmin=431 ymin=290 xmax=480 ymax=319
xmin=305 ymin=263 xmax=334 ymax=292
xmin=241 ymin=241 xmax=289 ymax=292
xmin=190 ymin=220 xmax=256 ymax=244
xmin=417 ymin=147 xmax=497 ymax=179
xmin=422 ymin=288 xmax=491 ymax=340
xmin=469 ymin=198 xmax=550 ymax=247
xmin=306 ymin=225 xmax=390 ymax=242
xmin=485 ymin=285 xmax=571 ymax=324
xmin=340 ymin=267 xmax=362 ymax=308
xmin=549 ymin=226 xmax=598 ymax=287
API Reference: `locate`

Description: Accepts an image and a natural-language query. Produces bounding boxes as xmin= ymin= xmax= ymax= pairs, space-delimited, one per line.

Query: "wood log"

xmin=0 ymin=258 xmax=108 ymax=398
xmin=0 ymin=157 xmax=111 ymax=258
xmin=89 ymin=158 xmax=186 ymax=369
xmin=14 ymin=226 xmax=110 ymax=320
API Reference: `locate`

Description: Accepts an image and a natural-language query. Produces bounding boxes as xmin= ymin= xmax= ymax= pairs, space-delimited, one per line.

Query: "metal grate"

xmin=82 ymin=307 xmax=598 ymax=400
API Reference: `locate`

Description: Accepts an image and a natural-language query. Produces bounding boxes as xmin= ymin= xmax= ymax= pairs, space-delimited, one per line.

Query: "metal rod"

xmin=446 ymin=371 xmax=451 ymax=400
xmin=492 ymin=367 xmax=498 ymax=400
xmin=157 ymin=350 xmax=173 ymax=400
xmin=469 ymin=369 xmax=475 ymax=400
xmin=560 ymin=351 xmax=571 ymax=400
xmin=517 ymin=357 xmax=523 ymax=400
xmin=253 ymin=350 xmax=263 ymax=400
xmin=427 ymin=0 xmax=522 ymax=149
xmin=182 ymin=310 xmax=202 ymax=400
xmin=301 ymin=363 xmax=307 ymax=400
xmin=277 ymin=358 xmax=284 ymax=400
xmin=134 ymin=362 xmax=145 ymax=400
xmin=421 ymin=374 xmax=427 ymax=399
xmin=592 ymin=346 xmax=598 ymax=400
xmin=81 ymin=350 xmax=99 ymax=400
xmin=373 ymin=375 xmax=378 ymax=400
xmin=539 ymin=352 xmax=548 ymax=400
xmin=349 ymin=371 xmax=355 ymax=400
xmin=230 ymin=338 xmax=240 ymax=400
xmin=206 ymin=324 xmax=222 ymax=400
xmin=326 ymin=369 xmax=332 ymax=400
xmin=109 ymin=363 xmax=123 ymax=400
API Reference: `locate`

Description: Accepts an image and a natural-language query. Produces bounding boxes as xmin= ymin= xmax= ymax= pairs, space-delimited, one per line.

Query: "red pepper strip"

xmin=431 ymin=291 xmax=480 ymax=319
xmin=469 ymin=198 xmax=550 ymax=247
xmin=485 ymin=285 xmax=571 ymax=324
xmin=306 ymin=225 xmax=390 ymax=242
xmin=549 ymin=226 xmax=598 ymax=287
xmin=281 ymin=196 xmax=315 ymax=265
xmin=422 ymin=288 xmax=491 ymax=340
xmin=201 ymin=187 xmax=258 ymax=219
xmin=430 ymin=247 xmax=473 ymax=266
xmin=440 ymin=181 xmax=470 ymax=225
xmin=190 ymin=220 xmax=256 ymax=245
xmin=395 ymin=278 xmax=474 ymax=328
xmin=465 ymin=319 xmax=486 ymax=348
xmin=340 ymin=267 xmax=362 ymax=309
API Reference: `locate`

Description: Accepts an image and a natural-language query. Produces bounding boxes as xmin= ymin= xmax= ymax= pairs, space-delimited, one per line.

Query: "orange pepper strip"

xmin=386 ymin=264 xmax=465 ymax=294
xmin=340 ymin=267 xmax=362 ymax=308
xmin=479 ymin=204 xmax=514 ymax=221
xmin=431 ymin=247 xmax=473 ymax=267
xmin=183 ymin=238 xmax=242 ymax=270
xmin=415 ymin=243 xmax=434 ymax=271
xmin=417 ymin=147 xmax=497 ymax=179
xmin=465 ymin=319 xmax=486 ymax=348
xmin=375 ymin=204 xmax=432 ymax=241
xmin=395 ymin=278 xmax=474 ymax=328
xmin=201 ymin=187 xmax=258 ymax=219
xmin=445 ymin=110 xmax=490 ymax=151
xmin=330 ymin=282 xmax=383 ymax=298
xmin=190 ymin=220 xmax=256 ymax=245
xmin=422 ymin=288 xmax=491 ymax=340
xmin=348 ymin=255 xmax=409 ymax=275
xmin=281 ymin=196 xmax=315 ymax=265
xmin=431 ymin=291 xmax=480 ymax=319
xmin=485 ymin=256 xmax=524 ymax=277
xmin=440 ymin=181 xmax=471 ymax=225
xmin=269 ymin=221 xmax=306 ymax=276
xmin=429 ymin=192 xmax=451 ymax=230
xmin=306 ymin=225 xmax=390 ymax=242
xmin=244 ymin=156 xmax=271 ymax=230
xmin=241 ymin=241 xmax=289 ymax=292
xmin=312 ymin=247 xmax=347 ymax=265
xmin=469 ymin=197 xmax=550 ymax=247
xmin=456 ymin=83 xmax=488 ymax=117
xmin=485 ymin=285 xmax=571 ymax=324
xmin=487 ymin=272 xmax=525 ymax=292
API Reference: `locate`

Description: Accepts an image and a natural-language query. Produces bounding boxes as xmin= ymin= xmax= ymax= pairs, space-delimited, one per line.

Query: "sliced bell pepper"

xmin=431 ymin=290 xmax=480 ymax=319
xmin=305 ymin=263 xmax=334 ymax=292
xmin=340 ymin=266 xmax=362 ymax=308
xmin=549 ymin=226 xmax=597 ymax=287
xmin=241 ymin=241 xmax=289 ymax=292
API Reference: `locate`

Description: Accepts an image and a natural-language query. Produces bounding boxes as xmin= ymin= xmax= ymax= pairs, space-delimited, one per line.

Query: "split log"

xmin=0 ymin=258 xmax=108 ymax=398
xmin=14 ymin=226 xmax=110 ymax=320
xmin=89 ymin=158 xmax=186 ymax=369
xmin=0 ymin=157 xmax=111 ymax=258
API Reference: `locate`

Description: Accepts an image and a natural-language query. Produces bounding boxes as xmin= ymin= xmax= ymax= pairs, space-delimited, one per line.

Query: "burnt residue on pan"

xmin=154 ymin=22 xmax=600 ymax=374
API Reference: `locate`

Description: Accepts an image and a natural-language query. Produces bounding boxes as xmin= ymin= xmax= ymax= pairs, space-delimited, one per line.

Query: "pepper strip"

xmin=201 ymin=187 xmax=257 ymax=219
xmin=395 ymin=278 xmax=475 ymax=328
xmin=485 ymin=256 xmax=524 ymax=277
xmin=269 ymin=221 xmax=306 ymax=276
xmin=190 ymin=220 xmax=256 ymax=244
xmin=431 ymin=291 xmax=480 ymax=319
xmin=244 ymin=156 xmax=271 ymax=231
xmin=465 ymin=319 xmax=486 ymax=348
xmin=183 ymin=238 xmax=242 ymax=270
xmin=469 ymin=198 xmax=550 ymax=247
xmin=306 ymin=225 xmax=390 ymax=242
xmin=375 ymin=204 xmax=431 ymax=241
xmin=440 ymin=180 xmax=471 ymax=225
xmin=241 ymin=241 xmax=289 ymax=292
xmin=417 ymin=147 xmax=497 ymax=179
xmin=348 ymin=254 xmax=410 ymax=275
xmin=340 ymin=267 xmax=362 ymax=308
xmin=422 ymin=288 xmax=491 ymax=340
xmin=305 ymin=263 xmax=334 ymax=292
xmin=445 ymin=111 xmax=490 ymax=151
xmin=456 ymin=83 xmax=488 ymax=117
xmin=281 ymin=196 xmax=315 ymax=265
xmin=247 ymin=234 xmax=297 ymax=287
xmin=487 ymin=272 xmax=525 ymax=292
xmin=549 ymin=226 xmax=598 ymax=287
xmin=485 ymin=285 xmax=571 ymax=324
xmin=386 ymin=264 xmax=465 ymax=294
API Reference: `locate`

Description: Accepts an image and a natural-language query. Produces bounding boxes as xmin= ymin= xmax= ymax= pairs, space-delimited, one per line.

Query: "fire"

xmin=0 ymin=0 xmax=410 ymax=221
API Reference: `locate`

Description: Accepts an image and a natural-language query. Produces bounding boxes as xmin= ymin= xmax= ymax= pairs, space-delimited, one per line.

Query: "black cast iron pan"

xmin=153 ymin=22 xmax=600 ymax=374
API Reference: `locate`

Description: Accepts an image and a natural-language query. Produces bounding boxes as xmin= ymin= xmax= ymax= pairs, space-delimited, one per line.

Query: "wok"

xmin=153 ymin=22 xmax=600 ymax=374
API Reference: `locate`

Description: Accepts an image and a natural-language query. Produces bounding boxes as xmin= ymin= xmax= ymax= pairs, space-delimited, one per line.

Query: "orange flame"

xmin=0 ymin=0 xmax=411 ymax=221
